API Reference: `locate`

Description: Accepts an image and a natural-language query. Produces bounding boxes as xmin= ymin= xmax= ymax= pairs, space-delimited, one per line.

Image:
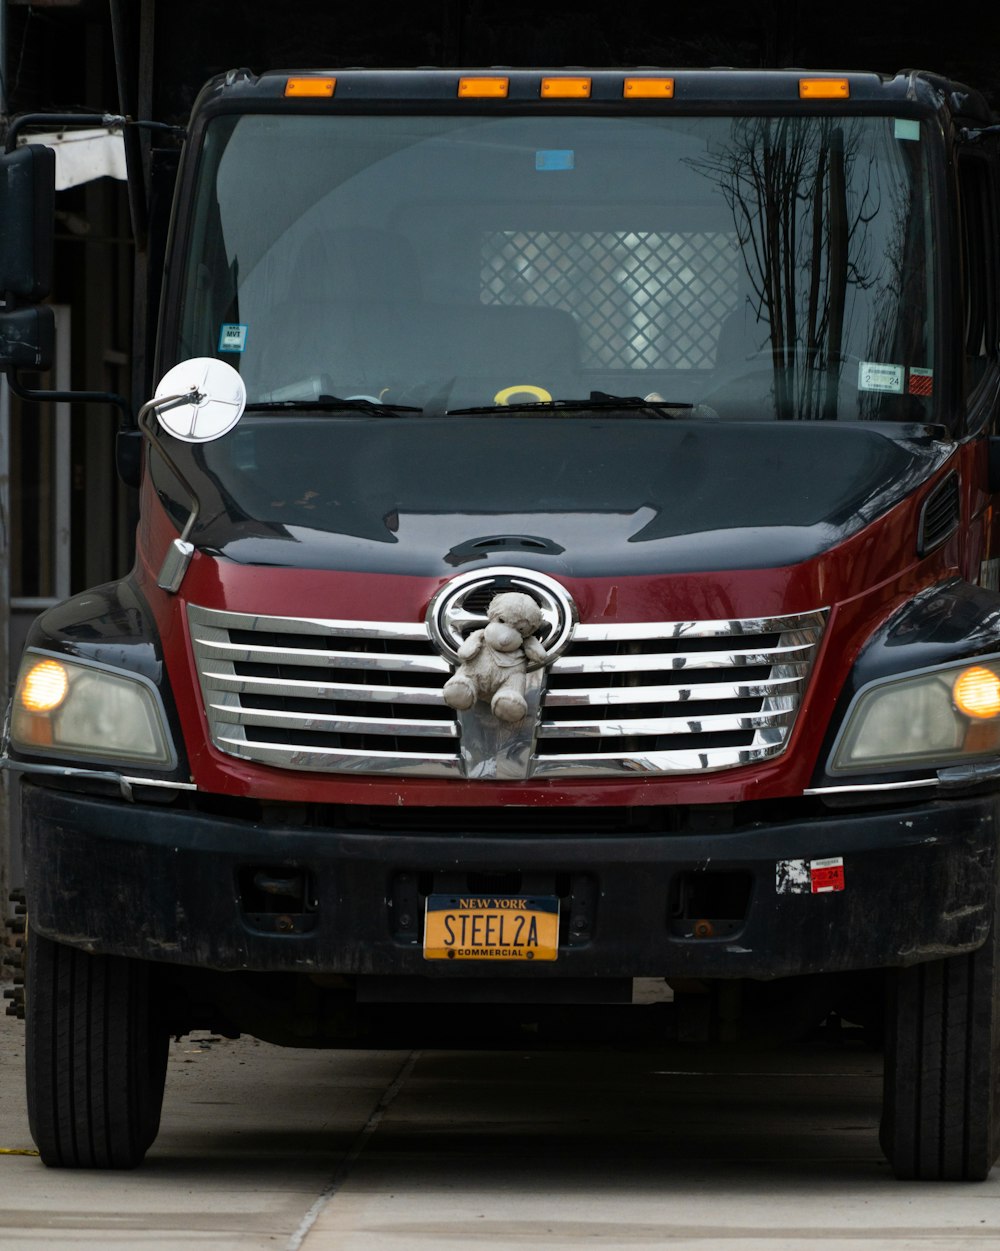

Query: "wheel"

xmin=25 ymin=927 xmax=169 ymax=1168
xmin=881 ymin=905 xmax=1000 ymax=1180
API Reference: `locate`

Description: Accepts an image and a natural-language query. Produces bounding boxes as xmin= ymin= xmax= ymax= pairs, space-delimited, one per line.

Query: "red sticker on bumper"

xmin=810 ymin=857 xmax=845 ymax=893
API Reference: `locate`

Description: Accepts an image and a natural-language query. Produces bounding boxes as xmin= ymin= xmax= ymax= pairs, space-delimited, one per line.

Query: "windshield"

xmin=176 ymin=110 xmax=936 ymax=424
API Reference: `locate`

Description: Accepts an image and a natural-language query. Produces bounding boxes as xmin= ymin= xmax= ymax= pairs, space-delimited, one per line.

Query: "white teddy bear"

xmin=443 ymin=591 xmax=548 ymax=723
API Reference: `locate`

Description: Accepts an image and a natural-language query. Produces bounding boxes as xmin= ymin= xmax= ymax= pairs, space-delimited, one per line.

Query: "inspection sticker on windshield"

xmin=858 ymin=360 xmax=903 ymax=393
xmin=536 ymin=149 xmax=574 ymax=171
xmin=776 ymin=857 xmax=846 ymax=895
xmin=218 ymin=323 xmax=248 ymax=353
xmin=908 ymin=367 xmax=933 ymax=396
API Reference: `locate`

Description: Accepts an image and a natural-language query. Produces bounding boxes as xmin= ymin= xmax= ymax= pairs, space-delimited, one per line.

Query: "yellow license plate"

xmin=423 ymin=894 xmax=559 ymax=961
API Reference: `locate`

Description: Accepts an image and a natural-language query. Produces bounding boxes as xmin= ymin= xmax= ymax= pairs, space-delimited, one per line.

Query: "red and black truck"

xmin=3 ymin=64 xmax=1000 ymax=1179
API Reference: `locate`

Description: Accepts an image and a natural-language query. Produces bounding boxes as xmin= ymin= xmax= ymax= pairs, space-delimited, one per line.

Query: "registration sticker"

xmin=218 ymin=323 xmax=248 ymax=353
xmin=858 ymin=361 xmax=904 ymax=393
xmin=423 ymin=894 xmax=559 ymax=961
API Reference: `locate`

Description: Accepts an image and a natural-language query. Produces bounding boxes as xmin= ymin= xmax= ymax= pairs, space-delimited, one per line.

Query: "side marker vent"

xmin=918 ymin=473 xmax=960 ymax=557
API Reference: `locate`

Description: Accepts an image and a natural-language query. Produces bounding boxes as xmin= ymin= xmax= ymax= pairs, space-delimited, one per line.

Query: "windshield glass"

xmin=177 ymin=110 xmax=936 ymax=424
xmin=156 ymin=108 xmax=947 ymax=575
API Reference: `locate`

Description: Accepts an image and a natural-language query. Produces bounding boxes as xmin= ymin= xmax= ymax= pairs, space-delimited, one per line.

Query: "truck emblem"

xmin=427 ymin=568 xmax=577 ymax=723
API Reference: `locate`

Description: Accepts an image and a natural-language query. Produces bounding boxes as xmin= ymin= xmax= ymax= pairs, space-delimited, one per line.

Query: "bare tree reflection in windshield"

xmin=689 ymin=117 xmax=883 ymax=420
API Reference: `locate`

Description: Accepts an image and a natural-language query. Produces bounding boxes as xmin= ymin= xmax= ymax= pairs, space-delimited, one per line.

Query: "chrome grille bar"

xmin=199 ymin=671 xmax=447 ymax=705
xmin=209 ymin=704 xmax=458 ymax=738
xmin=195 ymin=636 xmax=449 ymax=674
xmin=538 ymin=707 xmax=796 ymax=739
xmin=550 ymin=641 xmax=814 ymax=675
xmin=545 ymin=675 xmax=803 ymax=706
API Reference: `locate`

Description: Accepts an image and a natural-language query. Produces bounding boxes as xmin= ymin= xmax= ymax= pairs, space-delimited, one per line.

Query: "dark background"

xmin=9 ymin=1 xmax=1000 ymax=120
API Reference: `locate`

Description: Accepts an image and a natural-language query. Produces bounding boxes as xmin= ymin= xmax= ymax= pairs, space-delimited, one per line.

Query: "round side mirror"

xmin=153 ymin=358 xmax=246 ymax=442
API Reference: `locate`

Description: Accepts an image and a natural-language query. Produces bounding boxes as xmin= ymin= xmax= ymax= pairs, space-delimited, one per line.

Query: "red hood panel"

xmin=136 ymin=454 xmax=963 ymax=807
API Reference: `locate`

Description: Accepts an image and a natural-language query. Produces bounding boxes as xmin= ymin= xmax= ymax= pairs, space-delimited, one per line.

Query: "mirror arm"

xmin=3 ymin=113 xmax=185 ymax=154
xmin=137 ymin=388 xmax=205 ymax=593
xmin=5 ymin=112 xmax=125 ymax=153
xmin=6 ymin=367 xmax=132 ymax=425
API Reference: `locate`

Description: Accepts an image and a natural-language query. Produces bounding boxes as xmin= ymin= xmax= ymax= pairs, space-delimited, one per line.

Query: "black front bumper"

xmin=21 ymin=782 xmax=998 ymax=981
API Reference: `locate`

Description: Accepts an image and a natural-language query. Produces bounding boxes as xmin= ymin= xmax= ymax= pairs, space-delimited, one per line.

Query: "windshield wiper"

xmin=446 ymin=392 xmax=694 ymax=418
xmin=245 ymin=396 xmax=422 ymax=414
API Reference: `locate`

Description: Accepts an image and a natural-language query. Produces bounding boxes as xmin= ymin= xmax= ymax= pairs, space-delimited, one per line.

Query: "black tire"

xmin=881 ymin=914 xmax=1000 ymax=1181
xmin=25 ymin=927 xmax=169 ymax=1169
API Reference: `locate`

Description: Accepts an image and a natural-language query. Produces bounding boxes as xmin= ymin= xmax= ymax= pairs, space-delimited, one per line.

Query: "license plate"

xmin=423 ymin=894 xmax=559 ymax=961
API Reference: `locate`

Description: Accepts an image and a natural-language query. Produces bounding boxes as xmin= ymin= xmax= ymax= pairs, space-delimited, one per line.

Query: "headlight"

xmin=831 ymin=657 xmax=1000 ymax=773
xmin=10 ymin=651 xmax=174 ymax=767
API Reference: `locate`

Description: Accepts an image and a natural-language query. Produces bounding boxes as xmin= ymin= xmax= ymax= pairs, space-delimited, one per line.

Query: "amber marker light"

xmin=458 ymin=76 xmax=509 ymax=98
xmin=20 ymin=659 xmax=69 ymax=713
xmin=284 ymin=77 xmax=336 ymax=98
xmin=799 ymin=77 xmax=850 ymax=99
xmin=541 ymin=77 xmax=592 ymax=99
xmin=953 ymin=666 xmax=1000 ymax=719
xmin=624 ymin=77 xmax=674 ymax=98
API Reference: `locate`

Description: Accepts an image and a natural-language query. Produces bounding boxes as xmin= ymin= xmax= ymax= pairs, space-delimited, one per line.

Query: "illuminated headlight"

xmin=830 ymin=658 xmax=1000 ymax=773
xmin=10 ymin=651 xmax=174 ymax=767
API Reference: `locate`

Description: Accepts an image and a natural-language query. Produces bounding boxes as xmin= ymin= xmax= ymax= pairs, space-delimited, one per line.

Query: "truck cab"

xmin=4 ymin=67 xmax=1000 ymax=1179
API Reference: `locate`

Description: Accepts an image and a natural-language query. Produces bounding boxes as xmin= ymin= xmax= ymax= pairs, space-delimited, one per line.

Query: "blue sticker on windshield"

xmin=218 ymin=323 xmax=248 ymax=353
xmin=536 ymin=149 xmax=574 ymax=171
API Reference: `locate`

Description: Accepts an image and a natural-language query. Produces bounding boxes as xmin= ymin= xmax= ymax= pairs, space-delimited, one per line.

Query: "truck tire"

xmin=880 ymin=916 xmax=1000 ymax=1180
xmin=25 ymin=927 xmax=169 ymax=1168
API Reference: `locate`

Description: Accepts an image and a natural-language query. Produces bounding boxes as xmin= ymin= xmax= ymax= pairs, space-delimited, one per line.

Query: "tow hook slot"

xmin=668 ymin=870 xmax=752 ymax=939
xmin=238 ymin=866 xmax=317 ymax=934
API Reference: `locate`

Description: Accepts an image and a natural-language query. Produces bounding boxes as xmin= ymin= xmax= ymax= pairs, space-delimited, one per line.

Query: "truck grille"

xmin=535 ymin=612 xmax=826 ymax=777
xmin=188 ymin=604 xmax=826 ymax=780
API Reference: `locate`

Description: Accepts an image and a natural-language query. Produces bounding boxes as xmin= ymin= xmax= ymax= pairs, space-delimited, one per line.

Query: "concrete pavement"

xmin=1 ymin=994 xmax=999 ymax=1249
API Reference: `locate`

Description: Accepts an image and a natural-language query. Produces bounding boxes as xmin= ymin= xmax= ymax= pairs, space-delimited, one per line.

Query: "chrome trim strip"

xmin=0 ymin=756 xmax=197 ymax=799
xmin=804 ymin=778 xmax=940 ymax=795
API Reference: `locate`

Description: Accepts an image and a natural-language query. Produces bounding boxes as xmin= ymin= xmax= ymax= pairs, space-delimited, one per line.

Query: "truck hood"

xmin=182 ymin=416 xmax=952 ymax=578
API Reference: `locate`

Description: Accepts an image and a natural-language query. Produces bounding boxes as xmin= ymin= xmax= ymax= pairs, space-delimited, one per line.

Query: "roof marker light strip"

xmin=624 ymin=77 xmax=674 ymax=98
xmin=458 ymin=76 xmax=510 ymax=98
xmin=799 ymin=77 xmax=850 ymax=99
xmin=285 ymin=77 xmax=336 ymax=98
xmin=541 ymin=76 xmax=592 ymax=99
